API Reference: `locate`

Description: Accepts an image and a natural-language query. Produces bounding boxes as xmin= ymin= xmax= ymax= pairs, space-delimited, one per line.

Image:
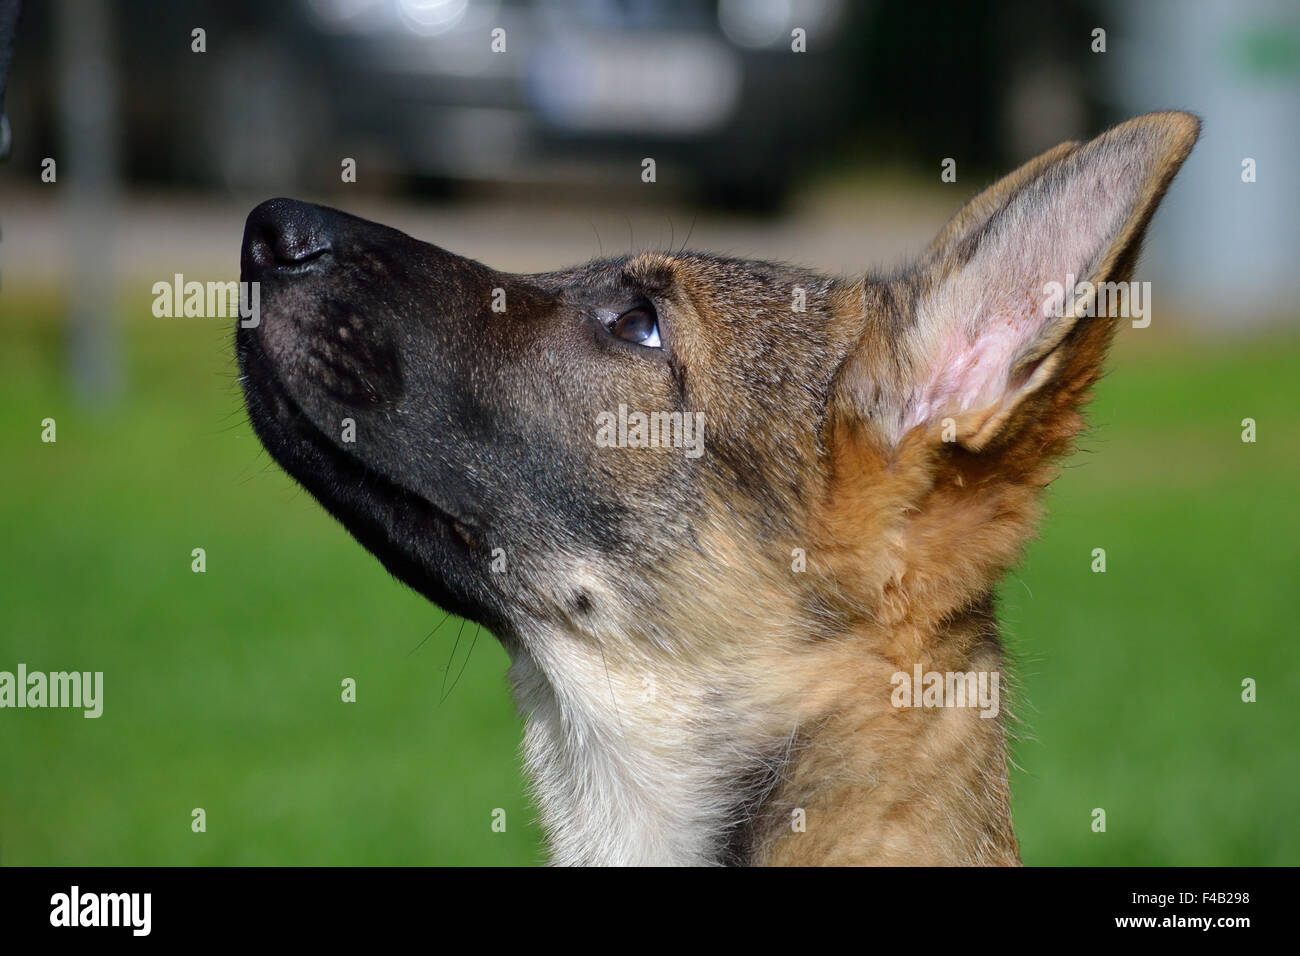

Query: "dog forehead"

xmin=621 ymin=252 xmax=680 ymax=292
xmin=525 ymin=253 xmax=662 ymax=303
xmin=540 ymin=250 xmax=825 ymax=306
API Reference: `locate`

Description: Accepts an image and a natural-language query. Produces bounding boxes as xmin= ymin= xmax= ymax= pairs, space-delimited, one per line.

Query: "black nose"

xmin=241 ymin=198 xmax=333 ymax=279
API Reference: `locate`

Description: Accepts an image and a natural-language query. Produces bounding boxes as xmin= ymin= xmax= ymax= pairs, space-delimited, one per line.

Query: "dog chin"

xmin=236 ymin=326 xmax=507 ymax=635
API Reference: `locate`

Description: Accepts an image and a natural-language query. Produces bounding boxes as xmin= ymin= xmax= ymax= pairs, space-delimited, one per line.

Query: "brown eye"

xmin=608 ymin=306 xmax=661 ymax=348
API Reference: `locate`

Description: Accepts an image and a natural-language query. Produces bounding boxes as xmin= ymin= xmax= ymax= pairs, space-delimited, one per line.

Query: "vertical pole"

xmin=56 ymin=0 xmax=122 ymax=403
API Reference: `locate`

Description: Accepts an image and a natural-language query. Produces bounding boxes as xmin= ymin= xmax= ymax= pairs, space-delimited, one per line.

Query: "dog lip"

xmin=240 ymin=333 xmax=478 ymax=536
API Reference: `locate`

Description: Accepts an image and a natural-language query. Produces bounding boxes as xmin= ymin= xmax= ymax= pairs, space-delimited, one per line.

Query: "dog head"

xmin=237 ymin=112 xmax=1198 ymax=665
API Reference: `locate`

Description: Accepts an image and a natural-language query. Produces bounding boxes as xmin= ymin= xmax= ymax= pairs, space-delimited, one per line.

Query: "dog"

xmin=236 ymin=112 xmax=1199 ymax=866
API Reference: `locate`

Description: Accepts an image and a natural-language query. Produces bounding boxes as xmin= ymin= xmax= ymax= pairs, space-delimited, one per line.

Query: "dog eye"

xmin=607 ymin=306 xmax=661 ymax=348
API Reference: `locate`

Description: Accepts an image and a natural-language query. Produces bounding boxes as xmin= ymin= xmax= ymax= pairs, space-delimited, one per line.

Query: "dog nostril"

xmin=245 ymin=234 xmax=275 ymax=269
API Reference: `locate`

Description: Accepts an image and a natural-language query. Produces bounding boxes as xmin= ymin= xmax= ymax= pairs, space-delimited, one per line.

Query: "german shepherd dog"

xmin=236 ymin=113 xmax=1199 ymax=865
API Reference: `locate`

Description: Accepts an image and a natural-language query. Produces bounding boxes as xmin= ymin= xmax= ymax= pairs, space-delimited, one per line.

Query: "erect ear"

xmin=841 ymin=112 xmax=1199 ymax=457
xmin=920 ymin=138 xmax=1081 ymax=267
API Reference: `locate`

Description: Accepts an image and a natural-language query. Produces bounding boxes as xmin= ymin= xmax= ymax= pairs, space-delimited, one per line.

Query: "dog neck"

xmin=507 ymin=626 xmax=789 ymax=866
xmin=756 ymin=594 xmax=1020 ymax=865
xmin=507 ymin=594 xmax=1018 ymax=866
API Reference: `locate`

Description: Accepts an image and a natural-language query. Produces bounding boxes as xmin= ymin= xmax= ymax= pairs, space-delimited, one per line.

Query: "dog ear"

xmin=841 ymin=112 xmax=1199 ymax=458
xmin=920 ymin=138 xmax=1081 ymax=268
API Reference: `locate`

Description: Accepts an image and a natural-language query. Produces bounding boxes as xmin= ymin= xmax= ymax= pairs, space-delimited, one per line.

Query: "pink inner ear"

xmin=903 ymin=302 xmax=1051 ymax=432
xmin=901 ymin=154 xmax=1139 ymax=436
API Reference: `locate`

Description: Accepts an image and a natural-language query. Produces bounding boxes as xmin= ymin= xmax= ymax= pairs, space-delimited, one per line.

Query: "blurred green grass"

xmin=1 ymin=295 xmax=1297 ymax=865
xmin=0 ymin=295 xmax=542 ymax=865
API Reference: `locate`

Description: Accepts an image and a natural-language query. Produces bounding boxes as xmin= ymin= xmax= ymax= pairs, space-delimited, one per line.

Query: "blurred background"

xmin=1 ymin=0 xmax=1296 ymax=865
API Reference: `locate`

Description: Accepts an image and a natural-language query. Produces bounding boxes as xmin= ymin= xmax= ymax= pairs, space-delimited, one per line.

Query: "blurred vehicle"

xmin=8 ymin=0 xmax=862 ymax=209
xmin=287 ymin=0 xmax=861 ymax=207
